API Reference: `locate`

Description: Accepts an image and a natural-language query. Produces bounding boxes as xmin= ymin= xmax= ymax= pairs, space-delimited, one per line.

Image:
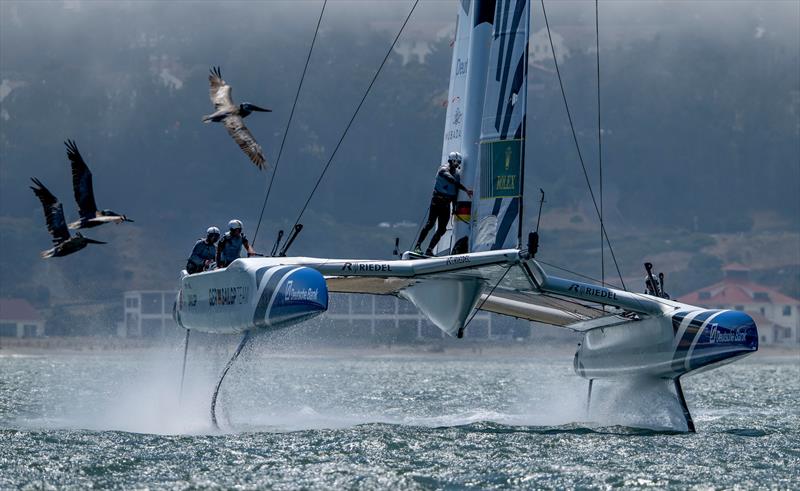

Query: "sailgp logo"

xmin=284 ymin=280 xmax=318 ymax=302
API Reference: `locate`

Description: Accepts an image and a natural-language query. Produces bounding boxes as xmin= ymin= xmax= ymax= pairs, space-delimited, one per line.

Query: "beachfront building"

xmin=678 ymin=264 xmax=800 ymax=346
xmin=121 ymin=290 xmax=178 ymax=338
xmin=118 ymin=290 xmax=520 ymax=341
xmin=325 ymin=294 xmax=496 ymax=340
xmin=0 ymin=299 xmax=45 ymax=338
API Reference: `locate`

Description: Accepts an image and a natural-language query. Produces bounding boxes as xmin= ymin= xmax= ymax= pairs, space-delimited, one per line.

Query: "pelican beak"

xmin=85 ymin=238 xmax=107 ymax=244
xmin=251 ymin=105 xmax=272 ymax=112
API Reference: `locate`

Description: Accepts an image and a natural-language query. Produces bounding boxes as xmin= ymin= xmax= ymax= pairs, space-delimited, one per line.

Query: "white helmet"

xmin=206 ymin=226 xmax=220 ymax=236
xmin=447 ymin=151 xmax=462 ymax=165
xmin=228 ymin=219 xmax=243 ymax=231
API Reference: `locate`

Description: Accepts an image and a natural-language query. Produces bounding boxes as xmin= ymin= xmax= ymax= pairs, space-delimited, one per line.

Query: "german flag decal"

xmin=454 ymin=201 xmax=471 ymax=223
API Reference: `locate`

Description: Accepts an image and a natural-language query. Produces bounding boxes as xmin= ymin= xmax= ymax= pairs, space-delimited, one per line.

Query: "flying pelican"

xmin=202 ymin=66 xmax=271 ymax=169
xmin=30 ymin=178 xmax=105 ymax=258
xmin=65 ymin=139 xmax=133 ymax=229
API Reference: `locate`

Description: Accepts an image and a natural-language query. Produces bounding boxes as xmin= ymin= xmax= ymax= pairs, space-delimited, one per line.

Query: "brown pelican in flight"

xmin=65 ymin=139 xmax=133 ymax=229
xmin=203 ymin=66 xmax=271 ymax=169
xmin=30 ymin=178 xmax=105 ymax=258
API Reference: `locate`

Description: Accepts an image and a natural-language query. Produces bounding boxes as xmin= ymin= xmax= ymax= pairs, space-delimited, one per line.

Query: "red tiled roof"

xmin=0 ymin=299 xmax=43 ymax=322
xmin=678 ymin=280 xmax=800 ymax=306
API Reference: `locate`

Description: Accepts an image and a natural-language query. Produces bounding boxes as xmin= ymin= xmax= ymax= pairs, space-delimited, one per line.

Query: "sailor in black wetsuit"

xmin=414 ymin=152 xmax=473 ymax=256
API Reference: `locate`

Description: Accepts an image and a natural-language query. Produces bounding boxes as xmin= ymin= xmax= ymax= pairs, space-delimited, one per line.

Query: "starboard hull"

xmin=573 ymin=309 xmax=758 ymax=380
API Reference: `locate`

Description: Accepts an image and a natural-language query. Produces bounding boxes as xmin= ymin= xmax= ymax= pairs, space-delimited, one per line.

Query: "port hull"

xmin=174 ymin=260 xmax=328 ymax=334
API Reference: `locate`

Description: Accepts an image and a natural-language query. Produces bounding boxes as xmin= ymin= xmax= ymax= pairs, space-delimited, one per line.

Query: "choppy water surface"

xmin=0 ymin=341 xmax=797 ymax=489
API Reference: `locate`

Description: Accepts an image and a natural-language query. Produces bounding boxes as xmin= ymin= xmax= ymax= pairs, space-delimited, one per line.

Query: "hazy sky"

xmin=0 ymin=0 xmax=797 ymax=298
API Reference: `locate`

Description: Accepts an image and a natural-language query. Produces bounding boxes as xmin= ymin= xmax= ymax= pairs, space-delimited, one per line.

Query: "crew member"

xmin=414 ymin=151 xmax=473 ymax=255
xmin=186 ymin=226 xmax=220 ymax=274
xmin=216 ymin=219 xmax=257 ymax=267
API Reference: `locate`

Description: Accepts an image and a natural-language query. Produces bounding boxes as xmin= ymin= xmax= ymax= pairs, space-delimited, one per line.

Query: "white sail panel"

xmin=470 ymin=0 xmax=529 ymax=252
xmin=439 ymin=1 xmax=471 ymax=161
xmin=434 ymin=0 xmax=496 ymax=256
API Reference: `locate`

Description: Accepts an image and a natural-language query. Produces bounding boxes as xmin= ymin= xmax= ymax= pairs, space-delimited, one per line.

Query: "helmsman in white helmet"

xmin=414 ymin=151 xmax=473 ymax=256
xmin=216 ymin=219 xmax=257 ymax=268
xmin=186 ymin=226 xmax=220 ymax=274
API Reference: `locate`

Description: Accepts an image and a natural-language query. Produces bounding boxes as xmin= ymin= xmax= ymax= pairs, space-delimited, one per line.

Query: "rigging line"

xmin=538 ymin=291 xmax=608 ymax=317
xmin=595 ymin=0 xmax=604 ymax=288
xmin=537 ymin=258 xmax=622 ymax=289
xmin=409 ymin=203 xmax=431 ymax=252
xmin=289 ymin=0 xmax=419 ymax=231
xmin=253 ymin=0 xmax=327 ymax=246
xmin=460 ymin=266 xmax=513 ymax=336
xmin=539 ymin=0 xmax=626 ymax=291
xmin=532 ymin=292 xmax=599 ymax=320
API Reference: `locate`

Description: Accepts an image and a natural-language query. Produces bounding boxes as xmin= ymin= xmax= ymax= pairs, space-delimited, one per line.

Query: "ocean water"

xmin=0 ymin=339 xmax=797 ymax=489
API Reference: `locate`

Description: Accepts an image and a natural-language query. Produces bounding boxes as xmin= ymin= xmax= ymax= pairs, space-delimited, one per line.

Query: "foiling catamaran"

xmin=174 ymin=0 xmax=758 ymax=432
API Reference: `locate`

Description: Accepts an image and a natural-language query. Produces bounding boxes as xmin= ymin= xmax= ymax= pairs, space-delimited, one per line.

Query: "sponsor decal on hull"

xmin=209 ymin=286 xmax=250 ymax=306
xmin=284 ymin=280 xmax=320 ymax=302
xmin=446 ymin=255 xmax=471 ymax=265
xmin=341 ymin=262 xmax=393 ymax=273
xmin=567 ymin=283 xmax=618 ymax=301
xmin=708 ymin=323 xmax=749 ymax=344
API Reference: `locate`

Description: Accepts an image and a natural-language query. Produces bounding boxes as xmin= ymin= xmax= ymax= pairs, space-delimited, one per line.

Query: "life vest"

xmin=218 ymin=232 xmax=246 ymax=265
xmin=188 ymin=239 xmax=215 ymax=266
xmin=433 ymin=164 xmax=461 ymax=198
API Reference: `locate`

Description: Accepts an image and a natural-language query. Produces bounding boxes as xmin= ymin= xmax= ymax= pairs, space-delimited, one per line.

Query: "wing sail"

xmin=471 ymin=0 xmax=529 ymax=251
xmin=433 ymin=0 xmax=530 ymax=254
xmin=434 ymin=0 xmax=496 ymax=256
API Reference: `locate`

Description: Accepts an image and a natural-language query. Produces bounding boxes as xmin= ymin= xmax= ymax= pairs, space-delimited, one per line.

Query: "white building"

xmin=121 ymin=290 xmax=178 ymax=337
xmin=119 ymin=290 xmax=504 ymax=340
xmin=325 ymin=294 xmax=495 ymax=340
xmin=0 ymin=299 xmax=45 ymax=338
xmin=678 ymin=264 xmax=800 ymax=346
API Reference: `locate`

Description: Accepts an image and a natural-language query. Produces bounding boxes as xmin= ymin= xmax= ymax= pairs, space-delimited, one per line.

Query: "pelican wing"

xmin=223 ymin=115 xmax=266 ymax=169
xmin=209 ymin=66 xmax=235 ymax=111
xmin=65 ymin=140 xmax=98 ymax=220
xmin=30 ymin=178 xmax=70 ymax=244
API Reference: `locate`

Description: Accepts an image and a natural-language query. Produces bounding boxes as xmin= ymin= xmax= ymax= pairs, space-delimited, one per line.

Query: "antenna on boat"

xmin=535 ymin=188 xmax=546 ymax=233
xmin=278 ymin=224 xmax=303 ymax=257
xmin=270 ymin=230 xmax=284 ymax=257
xmin=644 ymin=262 xmax=656 ymax=295
xmin=658 ymin=272 xmax=670 ymax=299
xmin=643 ymin=263 xmax=670 ymax=299
xmin=527 ymin=189 xmax=546 ymax=258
